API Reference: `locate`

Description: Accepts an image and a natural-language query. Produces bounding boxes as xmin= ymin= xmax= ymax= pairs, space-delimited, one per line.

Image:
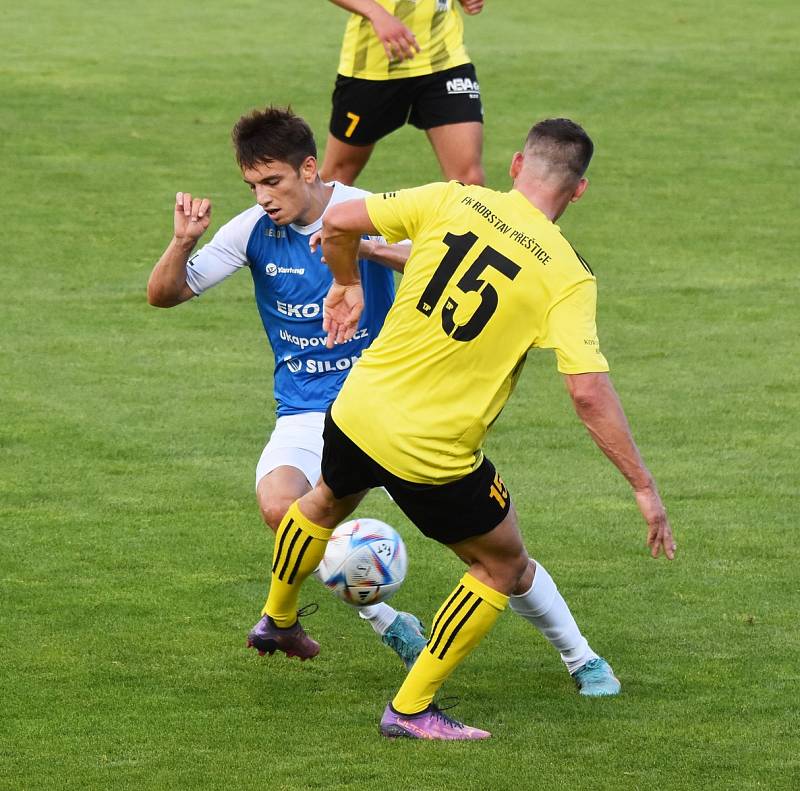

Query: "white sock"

xmin=510 ymin=561 xmax=597 ymax=674
xmin=357 ymin=603 xmax=398 ymax=636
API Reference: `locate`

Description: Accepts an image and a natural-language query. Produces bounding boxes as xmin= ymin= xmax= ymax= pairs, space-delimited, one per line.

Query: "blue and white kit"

xmin=184 ymin=182 xmax=395 ymax=485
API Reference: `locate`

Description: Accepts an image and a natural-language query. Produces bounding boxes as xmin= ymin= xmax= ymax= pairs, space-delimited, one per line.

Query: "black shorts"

xmin=329 ymin=63 xmax=483 ymax=146
xmin=321 ymin=409 xmax=511 ymax=545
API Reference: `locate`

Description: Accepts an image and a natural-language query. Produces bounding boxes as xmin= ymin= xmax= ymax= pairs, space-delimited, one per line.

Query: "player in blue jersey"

xmin=147 ymin=106 xmax=426 ymax=668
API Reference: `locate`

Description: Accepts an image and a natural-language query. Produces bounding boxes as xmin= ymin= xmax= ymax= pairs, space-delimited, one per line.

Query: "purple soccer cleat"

xmin=379 ymin=703 xmax=491 ymax=740
xmin=247 ymin=614 xmax=320 ymax=661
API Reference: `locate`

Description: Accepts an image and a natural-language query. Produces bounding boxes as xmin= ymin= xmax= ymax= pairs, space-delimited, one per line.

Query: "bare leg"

xmin=390 ymin=507 xmax=529 ymax=716
xmin=425 ymin=122 xmax=484 ymax=185
xmin=257 ymin=476 xmax=367 ymax=630
xmin=319 ymin=133 xmax=376 ymax=185
xmin=446 ymin=504 xmax=529 ymax=594
xmin=254 ymin=471 xmax=423 ymax=665
xmin=297 ymin=474 xmax=367 ymax=529
xmin=257 ymin=465 xmax=311 ymax=532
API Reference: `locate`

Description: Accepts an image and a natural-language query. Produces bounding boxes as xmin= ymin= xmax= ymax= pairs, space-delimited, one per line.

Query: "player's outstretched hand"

xmin=635 ymin=484 xmax=676 ymax=559
xmin=458 ymin=0 xmax=485 ymax=14
xmin=174 ymin=192 xmax=211 ymax=242
xmin=323 ymin=281 xmax=364 ymax=349
xmin=372 ymin=7 xmax=420 ymax=62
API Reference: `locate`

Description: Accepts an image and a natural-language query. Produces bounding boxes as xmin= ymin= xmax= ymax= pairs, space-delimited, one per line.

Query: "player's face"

xmin=242 ymin=157 xmax=317 ymax=226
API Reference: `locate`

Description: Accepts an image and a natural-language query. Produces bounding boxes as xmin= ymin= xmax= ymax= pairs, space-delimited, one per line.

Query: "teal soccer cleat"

xmin=381 ymin=612 xmax=427 ymax=670
xmin=572 ymin=657 xmax=621 ymax=697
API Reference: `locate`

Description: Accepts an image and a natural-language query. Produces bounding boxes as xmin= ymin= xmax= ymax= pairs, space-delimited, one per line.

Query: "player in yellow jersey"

xmin=321 ymin=0 xmax=486 ymax=186
xmin=257 ymin=119 xmax=676 ymax=740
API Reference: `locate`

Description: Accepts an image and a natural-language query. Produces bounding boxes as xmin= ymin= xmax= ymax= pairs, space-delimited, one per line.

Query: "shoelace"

xmin=296 ymin=603 xmax=319 ymax=619
xmin=430 ymin=698 xmax=465 ymax=729
xmin=578 ymin=658 xmax=605 ymax=678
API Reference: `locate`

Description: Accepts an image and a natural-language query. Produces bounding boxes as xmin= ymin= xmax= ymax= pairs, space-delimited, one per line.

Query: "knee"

xmin=489 ymin=553 xmax=528 ymax=594
xmin=457 ymin=163 xmax=485 ymax=186
xmin=259 ymin=497 xmax=293 ymax=533
xmin=320 ymin=159 xmax=362 ymax=187
xmin=475 ymin=552 xmax=529 ymax=596
xmin=507 ymin=553 xmax=530 ymax=591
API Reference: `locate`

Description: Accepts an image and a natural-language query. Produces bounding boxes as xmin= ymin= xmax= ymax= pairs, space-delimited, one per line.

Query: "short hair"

xmin=524 ymin=118 xmax=594 ymax=181
xmin=232 ymin=106 xmax=317 ymax=171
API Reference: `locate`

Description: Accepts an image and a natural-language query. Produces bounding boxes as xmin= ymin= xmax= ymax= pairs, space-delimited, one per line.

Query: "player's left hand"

xmin=323 ymin=281 xmax=364 ymax=348
xmin=458 ymin=0 xmax=485 ymax=14
xmin=636 ymin=484 xmax=676 ymax=560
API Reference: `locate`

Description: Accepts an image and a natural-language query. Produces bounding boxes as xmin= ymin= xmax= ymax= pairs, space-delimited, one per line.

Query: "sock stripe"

xmin=271 ymin=518 xmax=294 ymax=574
xmin=428 ymin=584 xmax=465 ymax=642
xmin=277 ymin=527 xmax=302 ymax=581
xmin=287 ymin=535 xmax=314 ymax=585
xmin=436 ymin=597 xmax=482 ymax=660
xmin=428 ymin=590 xmax=473 ymax=656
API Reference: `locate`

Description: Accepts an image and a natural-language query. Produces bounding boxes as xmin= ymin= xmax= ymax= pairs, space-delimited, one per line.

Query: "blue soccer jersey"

xmin=185 ymin=183 xmax=395 ymax=416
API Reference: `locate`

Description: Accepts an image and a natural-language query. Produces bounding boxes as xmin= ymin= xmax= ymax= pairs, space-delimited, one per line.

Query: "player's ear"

xmin=570 ymin=178 xmax=589 ymax=203
xmin=300 ymin=155 xmax=318 ymax=183
xmin=509 ymin=151 xmax=524 ymax=180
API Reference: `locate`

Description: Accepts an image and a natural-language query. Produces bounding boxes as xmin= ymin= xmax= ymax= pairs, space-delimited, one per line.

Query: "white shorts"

xmin=255 ymin=412 xmax=326 ymax=490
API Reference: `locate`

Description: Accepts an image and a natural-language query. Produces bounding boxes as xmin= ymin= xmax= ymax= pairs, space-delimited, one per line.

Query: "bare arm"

xmin=328 ymin=0 xmax=420 ymax=61
xmin=565 ymin=371 xmax=675 ymax=559
xmin=147 ymin=192 xmax=211 ymax=308
xmin=321 ymin=199 xmax=379 ymax=347
xmin=311 ymin=230 xmax=408 ymax=273
xmin=358 ymin=238 xmax=409 ymax=273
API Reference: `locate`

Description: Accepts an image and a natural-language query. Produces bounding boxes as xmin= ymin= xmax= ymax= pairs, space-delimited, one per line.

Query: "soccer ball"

xmin=315 ymin=518 xmax=407 ymax=606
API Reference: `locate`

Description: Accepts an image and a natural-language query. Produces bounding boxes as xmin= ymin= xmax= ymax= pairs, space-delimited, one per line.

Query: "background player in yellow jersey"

xmin=321 ymin=0 xmax=486 ymax=186
xmin=257 ymin=118 xmax=676 ymax=740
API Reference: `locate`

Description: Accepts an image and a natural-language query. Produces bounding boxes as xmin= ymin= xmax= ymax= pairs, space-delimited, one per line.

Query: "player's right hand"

xmin=174 ymin=192 xmax=212 ymax=242
xmin=372 ymin=8 xmax=420 ymax=62
xmin=323 ymin=281 xmax=364 ymax=348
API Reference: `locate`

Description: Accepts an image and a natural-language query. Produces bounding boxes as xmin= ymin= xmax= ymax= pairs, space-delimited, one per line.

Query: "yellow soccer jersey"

xmin=331 ymin=181 xmax=610 ymax=484
xmin=337 ymin=0 xmax=470 ymax=80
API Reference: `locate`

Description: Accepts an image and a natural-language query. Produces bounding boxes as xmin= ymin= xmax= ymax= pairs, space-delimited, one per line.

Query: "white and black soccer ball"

xmin=315 ymin=518 xmax=407 ymax=606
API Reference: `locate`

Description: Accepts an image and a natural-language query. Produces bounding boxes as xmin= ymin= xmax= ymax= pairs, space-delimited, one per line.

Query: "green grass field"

xmin=2 ymin=1 xmax=798 ymax=788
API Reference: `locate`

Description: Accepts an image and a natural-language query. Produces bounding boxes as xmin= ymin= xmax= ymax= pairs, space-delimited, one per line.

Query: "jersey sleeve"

xmin=538 ymin=279 xmax=610 ymax=374
xmin=185 ymin=207 xmax=261 ymax=295
xmin=364 ymin=183 xmax=449 ymax=244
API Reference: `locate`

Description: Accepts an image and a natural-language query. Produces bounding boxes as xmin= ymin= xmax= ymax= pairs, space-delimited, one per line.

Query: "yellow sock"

xmin=392 ymin=572 xmax=508 ymax=715
xmin=262 ymin=501 xmax=333 ymax=628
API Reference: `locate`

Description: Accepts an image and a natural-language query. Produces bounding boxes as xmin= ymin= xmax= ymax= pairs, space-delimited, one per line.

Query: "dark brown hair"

xmin=525 ymin=118 xmax=594 ymax=180
xmin=232 ymin=106 xmax=317 ymax=170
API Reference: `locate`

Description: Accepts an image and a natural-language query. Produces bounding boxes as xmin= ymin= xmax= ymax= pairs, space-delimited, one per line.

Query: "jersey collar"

xmin=509 ymin=188 xmax=560 ymax=231
xmin=289 ymin=181 xmax=343 ymax=237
